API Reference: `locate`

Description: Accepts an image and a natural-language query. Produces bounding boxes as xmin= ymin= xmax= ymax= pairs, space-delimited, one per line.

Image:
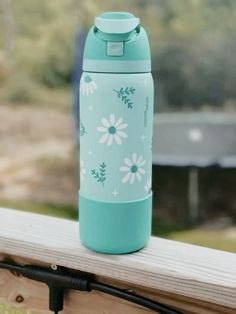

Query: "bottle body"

xmin=79 ymin=71 xmax=154 ymax=253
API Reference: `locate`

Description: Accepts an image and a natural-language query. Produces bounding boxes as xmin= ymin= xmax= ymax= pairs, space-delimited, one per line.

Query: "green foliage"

xmin=37 ymin=28 xmax=73 ymax=87
xmin=3 ymin=73 xmax=39 ymax=103
xmin=1 ymin=0 xmax=236 ymax=108
xmin=2 ymin=0 xmax=75 ymax=89
xmin=149 ymin=0 xmax=236 ymax=109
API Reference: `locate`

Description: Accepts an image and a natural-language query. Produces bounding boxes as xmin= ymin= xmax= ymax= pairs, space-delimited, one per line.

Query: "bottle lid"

xmin=95 ymin=12 xmax=139 ymax=34
xmin=83 ymin=12 xmax=151 ymax=73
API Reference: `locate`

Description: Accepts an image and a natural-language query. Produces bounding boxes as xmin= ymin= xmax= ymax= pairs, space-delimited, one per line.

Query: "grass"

xmin=0 ymin=199 xmax=77 ymax=220
xmin=167 ymin=229 xmax=236 ymax=253
xmin=153 ymin=222 xmax=236 ymax=253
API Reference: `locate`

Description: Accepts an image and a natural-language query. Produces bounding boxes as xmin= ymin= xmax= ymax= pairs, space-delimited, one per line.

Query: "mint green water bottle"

xmin=79 ymin=12 xmax=154 ymax=254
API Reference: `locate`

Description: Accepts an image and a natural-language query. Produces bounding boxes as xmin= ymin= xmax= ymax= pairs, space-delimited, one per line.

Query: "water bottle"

xmin=79 ymin=12 xmax=154 ymax=254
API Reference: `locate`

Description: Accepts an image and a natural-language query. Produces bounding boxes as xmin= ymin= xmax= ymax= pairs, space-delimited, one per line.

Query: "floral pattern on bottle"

xmin=120 ymin=153 xmax=146 ymax=184
xmin=80 ymin=160 xmax=86 ymax=182
xmin=79 ymin=72 xmax=153 ymax=201
xmin=91 ymin=162 xmax=106 ymax=186
xmin=113 ymin=87 xmax=136 ymax=109
xmin=144 ymin=176 xmax=152 ymax=193
xmin=80 ymin=121 xmax=87 ymax=136
xmin=97 ymin=114 xmax=128 ymax=146
xmin=80 ymin=75 xmax=97 ymax=95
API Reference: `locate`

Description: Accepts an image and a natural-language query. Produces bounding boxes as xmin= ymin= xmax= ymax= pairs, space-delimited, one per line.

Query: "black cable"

xmin=0 ymin=261 xmax=24 ymax=273
xmin=0 ymin=261 xmax=183 ymax=314
xmin=90 ymin=281 xmax=182 ymax=314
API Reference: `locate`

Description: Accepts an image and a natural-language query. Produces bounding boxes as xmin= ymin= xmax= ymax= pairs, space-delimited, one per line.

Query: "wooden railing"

xmin=0 ymin=208 xmax=236 ymax=313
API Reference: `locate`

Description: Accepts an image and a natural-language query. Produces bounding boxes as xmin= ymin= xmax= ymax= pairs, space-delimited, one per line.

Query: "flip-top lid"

xmin=83 ymin=12 xmax=151 ymax=73
xmin=95 ymin=12 xmax=140 ymax=34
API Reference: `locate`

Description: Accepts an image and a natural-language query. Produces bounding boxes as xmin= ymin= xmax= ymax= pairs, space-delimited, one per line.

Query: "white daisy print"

xmin=144 ymin=177 xmax=152 ymax=193
xmin=80 ymin=160 xmax=86 ymax=181
xmin=80 ymin=75 xmax=97 ymax=95
xmin=97 ymin=114 xmax=128 ymax=146
xmin=120 ymin=153 xmax=146 ymax=184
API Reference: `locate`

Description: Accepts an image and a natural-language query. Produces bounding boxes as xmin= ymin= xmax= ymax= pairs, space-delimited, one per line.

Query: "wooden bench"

xmin=0 ymin=208 xmax=236 ymax=313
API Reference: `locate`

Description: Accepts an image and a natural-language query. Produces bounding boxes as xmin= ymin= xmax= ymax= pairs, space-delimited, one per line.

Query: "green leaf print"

xmin=113 ymin=86 xmax=136 ymax=109
xmin=91 ymin=162 xmax=106 ymax=186
xmin=80 ymin=122 xmax=87 ymax=136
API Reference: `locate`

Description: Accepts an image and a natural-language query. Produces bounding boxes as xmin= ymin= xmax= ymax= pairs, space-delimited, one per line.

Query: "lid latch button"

xmin=107 ymin=41 xmax=124 ymax=57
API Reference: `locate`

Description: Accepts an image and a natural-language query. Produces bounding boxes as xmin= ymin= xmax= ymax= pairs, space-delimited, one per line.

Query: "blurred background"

xmin=0 ymin=0 xmax=236 ymax=256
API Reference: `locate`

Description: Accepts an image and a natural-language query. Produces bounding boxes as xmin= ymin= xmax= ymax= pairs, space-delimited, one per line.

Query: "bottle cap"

xmin=95 ymin=12 xmax=140 ymax=34
xmin=83 ymin=12 xmax=151 ymax=73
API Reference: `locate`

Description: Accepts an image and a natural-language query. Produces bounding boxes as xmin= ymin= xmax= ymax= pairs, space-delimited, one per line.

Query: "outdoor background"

xmin=0 ymin=0 xmax=236 ymax=259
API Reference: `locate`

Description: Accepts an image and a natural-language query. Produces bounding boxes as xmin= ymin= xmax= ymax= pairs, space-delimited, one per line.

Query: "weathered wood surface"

xmin=0 ymin=263 xmax=153 ymax=314
xmin=0 ymin=208 xmax=236 ymax=314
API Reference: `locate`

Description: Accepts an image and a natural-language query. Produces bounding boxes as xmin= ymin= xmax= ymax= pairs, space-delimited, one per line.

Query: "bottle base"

xmin=79 ymin=193 xmax=152 ymax=254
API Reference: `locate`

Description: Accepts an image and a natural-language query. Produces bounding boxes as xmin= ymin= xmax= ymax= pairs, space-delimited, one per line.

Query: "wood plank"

xmin=0 ymin=267 xmax=154 ymax=314
xmin=0 ymin=208 xmax=236 ymax=312
xmin=0 ymin=257 xmax=235 ymax=314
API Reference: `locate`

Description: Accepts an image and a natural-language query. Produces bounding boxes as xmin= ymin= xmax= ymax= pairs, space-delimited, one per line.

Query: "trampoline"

xmin=153 ymin=112 xmax=236 ymax=222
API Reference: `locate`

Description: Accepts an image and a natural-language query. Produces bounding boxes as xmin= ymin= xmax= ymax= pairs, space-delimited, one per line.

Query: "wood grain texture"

xmin=0 ymin=259 xmax=235 ymax=314
xmin=0 ymin=208 xmax=236 ymax=313
xmin=0 ymin=268 xmax=154 ymax=314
